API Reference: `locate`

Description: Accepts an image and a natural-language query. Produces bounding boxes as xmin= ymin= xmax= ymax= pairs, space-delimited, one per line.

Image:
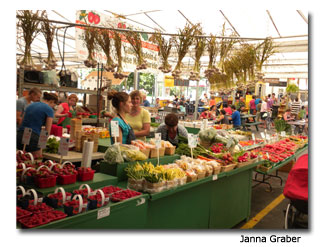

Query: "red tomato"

xmin=88 ymin=12 xmax=94 ymax=23
xmin=93 ymin=14 xmax=100 ymax=24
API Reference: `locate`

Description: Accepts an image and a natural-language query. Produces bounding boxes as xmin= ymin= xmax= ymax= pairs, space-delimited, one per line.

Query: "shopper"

xmin=267 ymin=94 xmax=273 ymax=110
xmin=125 ymin=90 xmax=151 ymax=140
xmin=283 ymin=109 xmax=294 ymax=121
xmin=237 ymin=97 xmax=246 ymax=112
xmin=291 ymin=97 xmax=302 ymax=117
xmin=249 ymin=95 xmax=256 ymax=114
xmin=223 ymin=104 xmax=233 ymax=115
xmin=199 ymin=108 xmax=215 ymax=120
xmin=209 ymin=96 xmax=216 ymax=107
xmin=155 ymin=98 xmax=161 ymax=108
xmin=55 ymin=94 xmax=78 ymax=128
xmin=255 ymin=96 xmax=261 ymax=107
xmin=155 ymin=113 xmax=188 ymax=147
xmin=201 ymin=93 xmax=209 ymax=106
xmin=272 ymin=93 xmax=278 ymax=105
xmin=299 ymin=106 xmax=306 ymax=120
xmin=228 ymin=105 xmax=241 ymax=129
xmin=16 ymin=87 xmax=42 ymax=128
xmin=221 ymin=92 xmax=229 ymax=107
xmin=217 ymin=109 xmax=230 ymax=124
xmin=17 ymin=92 xmax=58 ymax=157
xmin=260 ymin=97 xmax=269 ymax=128
xmin=142 ymin=92 xmax=150 ymax=107
xmin=108 ymin=91 xmax=134 ymax=144
xmin=256 ymin=99 xmax=262 ymax=122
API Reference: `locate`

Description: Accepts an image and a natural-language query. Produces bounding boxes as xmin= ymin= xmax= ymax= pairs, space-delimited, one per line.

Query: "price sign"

xmin=212 ymin=175 xmax=218 ymax=181
xmin=188 ymin=134 xmax=198 ymax=148
xmin=266 ymin=134 xmax=271 ymax=141
xmin=155 ymin=133 xmax=161 ymax=149
xmin=110 ymin=121 xmax=119 ymax=137
xmin=252 ymin=133 xmax=255 ymax=142
xmin=22 ymin=127 xmax=32 ymax=145
xmin=266 ymin=152 xmax=270 ymax=159
xmin=260 ymin=132 xmax=265 ymax=139
xmin=37 ymin=129 xmax=49 ymax=149
xmin=281 ymin=131 xmax=286 ymax=137
xmin=58 ymin=137 xmax=69 ymax=156
xmin=97 ymin=207 xmax=110 ymax=220
xmin=203 ymin=119 xmax=208 ymax=130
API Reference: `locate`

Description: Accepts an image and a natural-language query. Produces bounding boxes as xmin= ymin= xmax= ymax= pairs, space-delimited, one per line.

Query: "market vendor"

xmin=199 ymin=108 xmax=215 ymax=120
xmin=228 ymin=105 xmax=241 ymax=129
xmin=237 ymin=97 xmax=246 ymax=112
xmin=155 ymin=113 xmax=188 ymax=147
xmin=216 ymin=109 xmax=230 ymax=124
xmin=17 ymin=92 xmax=58 ymax=157
xmin=16 ymin=87 xmax=42 ymax=129
xmin=54 ymin=94 xmax=78 ymax=128
xmin=283 ymin=109 xmax=295 ymax=121
xmin=108 ymin=91 xmax=135 ymax=144
xmin=125 ymin=90 xmax=151 ymax=140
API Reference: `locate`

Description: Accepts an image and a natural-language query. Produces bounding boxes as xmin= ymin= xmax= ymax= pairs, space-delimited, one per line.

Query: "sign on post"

xmin=38 ymin=129 xmax=49 ymax=149
xmin=22 ymin=127 xmax=32 ymax=145
xmin=58 ymin=138 xmax=70 ymax=156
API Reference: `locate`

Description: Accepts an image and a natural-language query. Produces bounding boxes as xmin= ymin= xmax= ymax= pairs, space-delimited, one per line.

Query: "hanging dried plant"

xmin=189 ymin=24 xmax=206 ymax=81
xmin=113 ymin=31 xmax=127 ymax=79
xmin=150 ymin=32 xmax=172 ymax=73
xmin=124 ymin=30 xmax=147 ymax=70
xmin=172 ymin=23 xmax=199 ymax=80
xmin=96 ymin=29 xmax=116 ymax=72
xmin=218 ymin=23 xmax=238 ymax=70
xmin=17 ymin=10 xmax=45 ymax=70
xmin=255 ymin=38 xmax=276 ymax=81
xmin=83 ymin=27 xmax=98 ymax=68
xmin=204 ymin=34 xmax=219 ymax=79
xmin=40 ymin=12 xmax=57 ymax=70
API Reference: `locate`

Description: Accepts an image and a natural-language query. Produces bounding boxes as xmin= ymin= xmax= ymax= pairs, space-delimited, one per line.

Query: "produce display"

xmin=82 ymin=126 xmax=110 ymax=138
xmin=110 ymin=189 xmax=142 ymax=202
xmin=213 ymin=124 xmax=233 ymax=130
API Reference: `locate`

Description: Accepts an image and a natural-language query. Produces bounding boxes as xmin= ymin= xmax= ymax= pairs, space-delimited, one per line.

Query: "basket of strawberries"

xmin=51 ymin=161 xmax=77 ymax=185
xmin=34 ymin=165 xmax=57 ymax=188
xmin=88 ymin=189 xmax=109 ymax=210
xmin=63 ymin=194 xmax=87 ymax=216
xmin=17 ymin=188 xmax=44 ymax=209
xmin=16 ymin=150 xmax=34 ymax=165
xmin=43 ymin=187 xmax=72 ymax=208
xmin=77 ymin=167 xmax=95 ymax=181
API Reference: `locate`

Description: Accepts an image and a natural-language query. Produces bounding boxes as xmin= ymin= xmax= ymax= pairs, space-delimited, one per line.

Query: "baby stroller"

xmin=283 ymin=154 xmax=308 ymax=229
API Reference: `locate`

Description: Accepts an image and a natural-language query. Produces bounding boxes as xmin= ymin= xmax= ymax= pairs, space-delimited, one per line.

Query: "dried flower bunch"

xmin=17 ymin=10 xmax=45 ymax=70
xmin=113 ymin=32 xmax=128 ymax=79
xmin=189 ymin=24 xmax=206 ymax=81
xmin=204 ymin=35 xmax=219 ymax=79
xmin=83 ymin=27 xmax=98 ymax=68
xmin=95 ymin=28 xmax=117 ymax=72
xmin=150 ymin=32 xmax=173 ymax=73
xmin=172 ymin=23 xmax=199 ymax=80
xmin=124 ymin=30 xmax=147 ymax=70
xmin=255 ymin=38 xmax=275 ymax=80
xmin=40 ymin=11 xmax=57 ymax=70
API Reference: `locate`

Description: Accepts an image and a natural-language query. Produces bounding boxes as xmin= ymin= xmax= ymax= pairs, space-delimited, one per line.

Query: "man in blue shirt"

xmin=229 ymin=105 xmax=241 ymax=129
xmin=142 ymin=93 xmax=150 ymax=107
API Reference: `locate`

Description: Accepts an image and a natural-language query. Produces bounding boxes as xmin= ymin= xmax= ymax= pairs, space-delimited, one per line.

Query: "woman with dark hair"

xmin=217 ymin=109 xmax=230 ymax=124
xmin=17 ymin=92 xmax=58 ymax=157
xmin=55 ymin=94 xmax=79 ymax=128
xmin=125 ymin=90 xmax=151 ymax=140
xmin=155 ymin=113 xmax=188 ymax=147
xmin=108 ymin=91 xmax=134 ymax=144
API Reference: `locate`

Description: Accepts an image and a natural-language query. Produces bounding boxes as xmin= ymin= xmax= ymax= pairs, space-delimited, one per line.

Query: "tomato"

xmin=93 ymin=14 xmax=100 ymax=24
xmin=88 ymin=12 xmax=94 ymax=23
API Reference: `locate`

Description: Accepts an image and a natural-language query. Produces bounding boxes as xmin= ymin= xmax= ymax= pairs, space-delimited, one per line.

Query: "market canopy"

xmin=16 ymin=10 xmax=308 ymax=79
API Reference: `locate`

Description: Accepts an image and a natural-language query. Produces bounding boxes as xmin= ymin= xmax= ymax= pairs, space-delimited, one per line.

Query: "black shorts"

xmin=17 ymin=130 xmax=40 ymax=152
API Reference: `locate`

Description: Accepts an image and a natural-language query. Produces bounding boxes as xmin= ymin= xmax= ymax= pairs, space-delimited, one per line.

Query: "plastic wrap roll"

xmin=81 ymin=140 xmax=94 ymax=168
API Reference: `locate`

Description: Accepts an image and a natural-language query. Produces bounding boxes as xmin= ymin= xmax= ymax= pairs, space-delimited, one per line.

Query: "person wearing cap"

xmin=155 ymin=113 xmax=188 ymax=147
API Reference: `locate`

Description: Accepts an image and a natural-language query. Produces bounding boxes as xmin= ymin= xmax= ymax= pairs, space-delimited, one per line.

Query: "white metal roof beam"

xmin=296 ymin=10 xmax=308 ymax=24
xmin=144 ymin=12 xmax=166 ymax=32
xmin=124 ymin=10 xmax=162 ymax=17
xmin=219 ymin=10 xmax=240 ymax=37
xmin=266 ymin=10 xmax=281 ymax=37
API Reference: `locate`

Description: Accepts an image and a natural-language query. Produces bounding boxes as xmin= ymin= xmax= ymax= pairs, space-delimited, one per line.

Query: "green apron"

xmin=60 ymin=110 xmax=76 ymax=127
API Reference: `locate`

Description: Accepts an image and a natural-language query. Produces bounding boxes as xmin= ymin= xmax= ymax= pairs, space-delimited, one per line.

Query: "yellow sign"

xmin=245 ymin=95 xmax=252 ymax=108
xmin=164 ymin=76 xmax=174 ymax=87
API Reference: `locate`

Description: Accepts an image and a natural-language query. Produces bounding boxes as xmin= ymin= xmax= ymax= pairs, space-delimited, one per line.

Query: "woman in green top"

xmin=55 ymin=94 xmax=78 ymax=127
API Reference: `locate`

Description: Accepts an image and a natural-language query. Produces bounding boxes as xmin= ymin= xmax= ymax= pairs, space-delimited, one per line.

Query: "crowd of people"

xmin=16 ymin=87 xmax=308 ymax=157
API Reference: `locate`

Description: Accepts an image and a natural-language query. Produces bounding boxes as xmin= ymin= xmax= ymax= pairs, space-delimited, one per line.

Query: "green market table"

xmin=253 ymin=144 xmax=308 ymax=191
xmin=185 ymin=127 xmax=200 ymax=134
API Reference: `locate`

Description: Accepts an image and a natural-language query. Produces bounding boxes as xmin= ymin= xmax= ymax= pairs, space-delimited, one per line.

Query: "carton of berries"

xmin=34 ymin=165 xmax=57 ymax=188
xmin=77 ymin=167 xmax=95 ymax=181
xmin=100 ymin=185 xmax=123 ymax=196
xmin=43 ymin=187 xmax=72 ymax=208
xmin=39 ymin=210 xmax=67 ymax=222
xmin=19 ymin=213 xmax=51 ymax=228
xmin=20 ymin=167 xmax=37 ymax=185
xmin=63 ymin=194 xmax=88 ymax=216
xmin=16 ymin=206 xmax=32 ymax=221
xmin=26 ymin=203 xmax=53 ymax=214
xmin=88 ymin=189 xmax=109 ymax=210
xmin=51 ymin=162 xmax=77 ymax=185
xmin=110 ymin=189 xmax=142 ymax=202
xmin=72 ymin=184 xmax=94 ymax=199
xmin=17 ymin=188 xmax=44 ymax=210
xmin=16 ymin=150 xmax=34 ymax=165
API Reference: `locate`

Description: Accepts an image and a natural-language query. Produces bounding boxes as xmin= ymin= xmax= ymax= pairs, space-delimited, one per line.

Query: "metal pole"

xmin=96 ymin=63 xmax=100 ymax=127
xmin=194 ymin=80 xmax=199 ymax=120
xmin=134 ymin=70 xmax=138 ymax=90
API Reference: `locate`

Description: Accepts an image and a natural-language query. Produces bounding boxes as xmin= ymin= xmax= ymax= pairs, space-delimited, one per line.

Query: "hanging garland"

xmin=83 ymin=27 xmax=98 ymax=68
xmin=150 ymin=32 xmax=173 ymax=73
xmin=40 ymin=12 xmax=57 ymax=70
xmin=17 ymin=10 xmax=45 ymax=70
xmin=113 ymin=31 xmax=128 ymax=79
xmin=124 ymin=30 xmax=147 ymax=70
xmin=204 ymin=34 xmax=219 ymax=79
xmin=95 ymin=29 xmax=116 ymax=72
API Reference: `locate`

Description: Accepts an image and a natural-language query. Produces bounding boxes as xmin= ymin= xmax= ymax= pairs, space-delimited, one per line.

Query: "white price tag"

xmin=188 ymin=134 xmax=197 ymax=148
xmin=203 ymin=119 xmax=208 ymax=130
xmin=110 ymin=121 xmax=119 ymax=137
xmin=22 ymin=127 xmax=32 ymax=145
xmin=136 ymin=198 xmax=146 ymax=206
xmin=155 ymin=133 xmax=161 ymax=149
xmin=266 ymin=134 xmax=270 ymax=141
xmin=252 ymin=133 xmax=255 ymax=141
xmin=38 ymin=129 xmax=49 ymax=149
xmin=97 ymin=207 xmax=110 ymax=220
xmin=260 ymin=132 xmax=265 ymax=139
xmin=266 ymin=152 xmax=270 ymax=159
xmin=58 ymin=137 xmax=69 ymax=156
xmin=212 ymin=175 xmax=218 ymax=181
xmin=281 ymin=131 xmax=286 ymax=137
